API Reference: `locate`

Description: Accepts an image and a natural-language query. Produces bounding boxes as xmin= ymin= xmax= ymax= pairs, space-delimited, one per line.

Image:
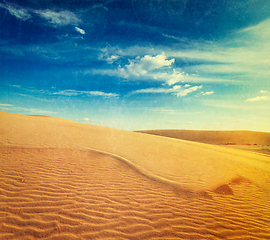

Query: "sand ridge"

xmin=1 ymin=111 xmax=270 ymax=193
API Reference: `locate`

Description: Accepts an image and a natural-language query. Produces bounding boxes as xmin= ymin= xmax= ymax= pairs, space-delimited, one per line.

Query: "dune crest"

xmin=1 ymin=112 xmax=270 ymax=194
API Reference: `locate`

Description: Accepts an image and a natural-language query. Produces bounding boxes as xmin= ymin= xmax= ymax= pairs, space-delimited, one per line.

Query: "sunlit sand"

xmin=1 ymin=112 xmax=270 ymax=239
xmin=138 ymin=129 xmax=270 ymax=155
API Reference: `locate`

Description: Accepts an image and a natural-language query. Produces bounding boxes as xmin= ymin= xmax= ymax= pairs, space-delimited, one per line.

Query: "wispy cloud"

xmin=0 ymin=3 xmax=82 ymax=29
xmin=132 ymin=84 xmax=203 ymax=97
xmin=53 ymin=90 xmax=118 ymax=98
xmin=1 ymin=39 xmax=99 ymax=62
xmin=34 ymin=10 xmax=80 ymax=27
xmin=197 ymin=91 xmax=214 ymax=97
xmin=13 ymin=107 xmax=56 ymax=114
xmin=153 ymin=109 xmax=205 ymax=115
xmin=203 ymin=98 xmax=270 ymax=110
xmin=89 ymin=47 xmax=241 ymax=85
xmin=95 ymin=18 xmax=270 ymax=87
xmin=8 ymin=84 xmax=117 ymax=101
xmin=246 ymin=96 xmax=269 ymax=102
xmin=168 ymin=18 xmax=270 ymax=83
xmin=0 ymin=103 xmax=56 ymax=115
xmin=0 ymin=3 xmax=31 ymax=21
xmin=177 ymin=85 xmax=203 ymax=97
xmin=0 ymin=103 xmax=14 ymax=106
xmin=133 ymin=85 xmax=180 ymax=94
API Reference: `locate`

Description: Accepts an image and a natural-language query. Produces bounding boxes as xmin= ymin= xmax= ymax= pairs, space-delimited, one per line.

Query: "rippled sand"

xmin=1 ymin=112 xmax=270 ymax=239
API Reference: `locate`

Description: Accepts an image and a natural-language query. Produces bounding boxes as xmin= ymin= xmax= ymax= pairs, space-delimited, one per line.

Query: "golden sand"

xmin=138 ymin=129 xmax=270 ymax=156
xmin=0 ymin=112 xmax=270 ymax=239
xmin=137 ymin=129 xmax=270 ymax=146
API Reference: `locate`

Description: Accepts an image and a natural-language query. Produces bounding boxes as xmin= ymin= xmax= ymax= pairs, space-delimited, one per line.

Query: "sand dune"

xmin=138 ymin=129 xmax=270 ymax=156
xmin=1 ymin=112 xmax=270 ymax=192
xmin=1 ymin=112 xmax=270 ymax=239
xmin=138 ymin=130 xmax=270 ymax=155
xmin=137 ymin=129 xmax=270 ymax=146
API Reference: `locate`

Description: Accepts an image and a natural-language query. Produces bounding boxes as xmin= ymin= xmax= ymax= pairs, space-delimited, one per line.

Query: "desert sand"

xmin=1 ymin=112 xmax=270 ymax=239
xmin=138 ymin=129 xmax=270 ymax=156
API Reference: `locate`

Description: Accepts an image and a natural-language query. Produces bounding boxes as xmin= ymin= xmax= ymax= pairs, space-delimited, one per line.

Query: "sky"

xmin=0 ymin=0 xmax=270 ymax=131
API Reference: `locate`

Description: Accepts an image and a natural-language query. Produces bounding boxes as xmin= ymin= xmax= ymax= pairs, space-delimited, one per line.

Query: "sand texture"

xmin=1 ymin=112 xmax=270 ymax=239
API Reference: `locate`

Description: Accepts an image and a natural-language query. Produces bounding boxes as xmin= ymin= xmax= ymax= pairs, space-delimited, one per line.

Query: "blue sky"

xmin=0 ymin=0 xmax=270 ymax=131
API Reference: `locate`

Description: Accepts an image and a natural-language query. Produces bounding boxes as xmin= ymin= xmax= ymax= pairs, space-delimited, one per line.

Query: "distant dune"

xmin=138 ymin=129 xmax=270 ymax=155
xmin=1 ymin=112 xmax=270 ymax=239
xmin=137 ymin=129 xmax=270 ymax=145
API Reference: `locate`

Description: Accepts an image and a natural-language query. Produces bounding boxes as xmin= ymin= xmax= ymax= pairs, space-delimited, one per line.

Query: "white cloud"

xmin=106 ymin=55 xmax=119 ymax=63
xmin=120 ymin=53 xmax=175 ymax=78
xmin=89 ymin=91 xmax=118 ymax=97
xmin=35 ymin=10 xmax=80 ymax=27
xmin=101 ymin=54 xmax=120 ymax=64
xmin=11 ymin=85 xmax=21 ymax=88
xmin=133 ymin=87 xmax=172 ymax=94
xmin=0 ymin=3 xmax=31 ymax=21
xmin=133 ymin=84 xmax=202 ymax=97
xmin=53 ymin=90 xmax=79 ymax=96
xmin=83 ymin=118 xmax=89 ymax=121
xmin=172 ymin=85 xmax=181 ymax=90
xmin=110 ymin=53 xmax=188 ymax=85
xmin=53 ymin=90 xmax=118 ymax=98
xmin=99 ymin=47 xmax=121 ymax=64
xmin=0 ymin=103 xmax=56 ymax=114
xmin=246 ymin=96 xmax=269 ymax=102
xmin=14 ymin=107 xmax=56 ymax=114
xmin=176 ymin=85 xmax=202 ymax=97
xmin=260 ymin=90 xmax=267 ymax=93
xmin=0 ymin=103 xmax=14 ymax=106
xmin=164 ymin=69 xmax=184 ymax=85
xmin=75 ymin=27 xmax=85 ymax=35
xmin=201 ymin=91 xmax=214 ymax=96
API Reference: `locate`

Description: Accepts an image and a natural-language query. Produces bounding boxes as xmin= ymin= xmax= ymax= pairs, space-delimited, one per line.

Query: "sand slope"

xmin=1 ymin=112 xmax=270 ymax=239
xmin=1 ymin=112 xmax=270 ymax=193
